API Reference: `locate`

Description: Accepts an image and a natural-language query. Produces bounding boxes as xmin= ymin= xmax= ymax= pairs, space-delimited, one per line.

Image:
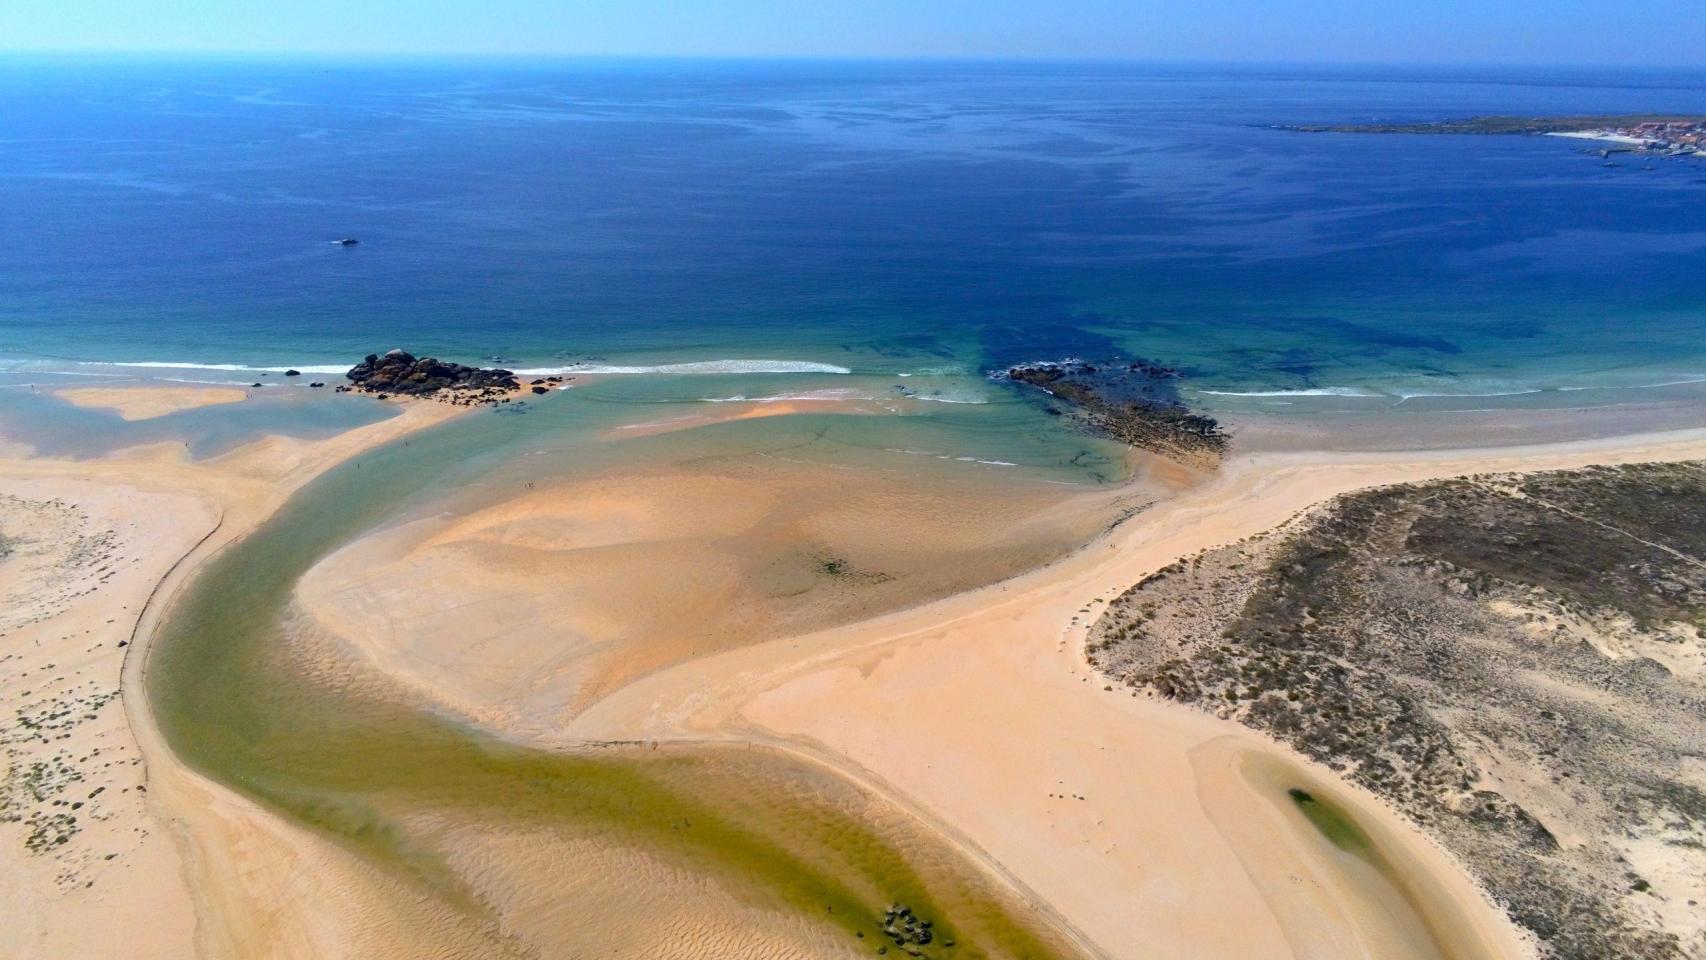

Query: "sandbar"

xmin=12 ymin=375 xmax=1706 ymax=959
xmin=55 ymin=385 xmax=251 ymax=420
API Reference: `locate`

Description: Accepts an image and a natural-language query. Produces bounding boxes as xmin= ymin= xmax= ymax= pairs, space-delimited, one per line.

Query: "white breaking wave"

xmin=1631 ymin=375 xmax=1706 ymax=390
xmin=912 ymin=394 xmax=989 ymax=404
xmin=16 ymin=370 xmax=130 ymax=379
xmin=157 ymin=375 xmax=273 ymax=386
xmin=1393 ymin=387 xmax=1543 ymax=401
xmin=514 ymin=359 xmax=851 ymax=376
xmin=697 ymin=388 xmax=874 ymax=403
xmin=700 ymin=387 xmax=990 ymax=405
xmin=96 ymin=361 xmax=351 ymax=374
xmin=1197 ymin=387 xmax=1384 ymax=398
xmin=1201 ymin=384 xmax=1546 ymax=400
xmin=81 ymin=358 xmax=851 ymax=378
xmin=1201 ymin=384 xmax=1567 ymax=401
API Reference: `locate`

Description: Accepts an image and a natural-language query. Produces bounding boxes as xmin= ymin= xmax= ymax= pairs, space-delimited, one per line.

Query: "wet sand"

xmin=0 ymin=398 xmax=463 ymax=960
xmin=1191 ymin=741 xmax=1517 ymax=960
xmin=0 ymin=473 xmax=211 ymax=959
xmin=1219 ymin=378 xmax=1706 ymax=453
xmin=298 ymin=451 xmax=1159 ymax=731
xmin=55 ymin=386 xmax=250 ymax=421
xmin=569 ymin=427 xmax=1706 ymax=960
xmin=9 ymin=379 xmax=1706 ymax=959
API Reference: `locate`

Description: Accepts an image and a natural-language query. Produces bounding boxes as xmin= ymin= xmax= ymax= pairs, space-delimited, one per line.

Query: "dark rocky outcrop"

xmin=1003 ymin=360 xmax=1227 ymax=463
xmin=344 ymin=349 xmax=521 ymax=406
xmin=877 ymin=904 xmax=936 ymax=951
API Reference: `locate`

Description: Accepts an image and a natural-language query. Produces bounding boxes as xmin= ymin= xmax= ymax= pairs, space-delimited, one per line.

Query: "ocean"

xmin=1 ymin=57 xmax=1704 ymax=410
xmin=21 ymin=58 xmax=1702 ymax=950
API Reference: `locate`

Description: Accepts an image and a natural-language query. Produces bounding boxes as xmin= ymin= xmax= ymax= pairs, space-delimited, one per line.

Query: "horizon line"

xmin=0 ymin=49 xmax=1701 ymax=74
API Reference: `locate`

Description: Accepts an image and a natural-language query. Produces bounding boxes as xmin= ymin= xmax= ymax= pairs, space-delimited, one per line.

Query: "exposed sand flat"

xmin=16 ymin=373 xmax=1706 ymax=960
xmin=0 ymin=476 xmax=211 ymax=960
xmin=566 ymin=428 xmax=1706 ymax=960
xmin=55 ymin=385 xmax=250 ymax=420
xmin=609 ymin=395 xmax=891 ymax=438
xmin=297 ymin=453 xmax=1157 ymax=734
xmin=0 ymin=393 xmax=465 ymax=960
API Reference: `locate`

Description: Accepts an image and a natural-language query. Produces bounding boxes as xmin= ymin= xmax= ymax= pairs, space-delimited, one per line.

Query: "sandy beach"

xmin=0 ymin=397 xmax=464 ymax=959
xmin=1544 ymin=130 xmax=1652 ymax=145
xmin=557 ymin=428 xmax=1706 ymax=960
xmin=10 ymin=36 xmax=1706 ymax=960
xmin=296 ymin=450 xmax=1163 ymax=732
xmin=7 ymin=380 xmax=1706 ymax=959
xmin=295 ymin=402 xmax=1706 ymax=956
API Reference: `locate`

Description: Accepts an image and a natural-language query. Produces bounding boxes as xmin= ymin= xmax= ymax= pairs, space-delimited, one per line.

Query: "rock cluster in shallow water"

xmin=1003 ymin=359 xmax=1227 ymax=463
xmin=342 ymin=349 xmax=521 ymax=405
xmin=874 ymin=903 xmax=940 ymax=955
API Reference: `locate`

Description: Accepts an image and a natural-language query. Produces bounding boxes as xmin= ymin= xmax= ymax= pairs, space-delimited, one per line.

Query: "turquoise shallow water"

xmin=15 ymin=58 xmax=1697 ymax=954
xmin=0 ymin=381 xmax=396 ymax=458
xmin=1 ymin=58 xmax=1703 ymax=414
xmin=134 ymin=373 xmax=1105 ymax=958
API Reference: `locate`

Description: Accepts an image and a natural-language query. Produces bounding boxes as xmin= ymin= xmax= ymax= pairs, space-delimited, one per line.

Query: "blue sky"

xmin=2 ymin=0 xmax=1701 ymax=64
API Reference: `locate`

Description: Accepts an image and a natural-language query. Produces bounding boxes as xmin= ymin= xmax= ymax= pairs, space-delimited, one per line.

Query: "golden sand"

xmin=11 ymin=377 xmax=1706 ymax=959
xmin=568 ymin=428 xmax=1706 ymax=960
xmin=55 ymin=385 xmax=250 ymax=420
xmin=298 ymin=454 xmax=1156 ymax=730
xmin=0 ymin=397 xmax=463 ymax=960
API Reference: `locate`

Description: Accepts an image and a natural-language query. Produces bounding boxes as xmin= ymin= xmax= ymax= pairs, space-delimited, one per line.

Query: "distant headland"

xmin=1277 ymin=115 xmax=1705 ymax=157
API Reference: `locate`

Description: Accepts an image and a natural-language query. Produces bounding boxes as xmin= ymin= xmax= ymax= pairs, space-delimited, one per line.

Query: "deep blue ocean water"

xmin=1 ymin=57 xmax=1703 ymax=404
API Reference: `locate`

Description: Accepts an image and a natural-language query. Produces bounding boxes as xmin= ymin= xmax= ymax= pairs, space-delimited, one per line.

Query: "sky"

xmin=1 ymin=0 xmax=1702 ymax=65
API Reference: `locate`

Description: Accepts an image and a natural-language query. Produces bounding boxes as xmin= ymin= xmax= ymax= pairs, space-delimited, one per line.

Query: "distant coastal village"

xmin=1280 ymin=114 xmax=1705 ymax=158
xmin=1548 ymin=118 xmax=1705 ymax=156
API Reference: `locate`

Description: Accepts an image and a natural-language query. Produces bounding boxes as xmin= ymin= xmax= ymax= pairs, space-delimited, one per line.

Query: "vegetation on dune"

xmin=1091 ymin=461 xmax=1706 ymax=960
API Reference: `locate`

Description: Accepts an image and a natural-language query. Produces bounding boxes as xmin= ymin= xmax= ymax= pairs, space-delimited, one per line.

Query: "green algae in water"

xmin=1281 ymin=786 xmax=1490 ymax=960
xmin=1287 ymin=787 xmax=1374 ymax=855
xmin=145 ymin=406 xmax=1082 ymax=959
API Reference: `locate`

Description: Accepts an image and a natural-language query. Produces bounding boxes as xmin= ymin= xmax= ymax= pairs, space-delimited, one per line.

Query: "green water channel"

xmin=1283 ymin=784 xmax=1483 ymax=960
xmin=1287 ymin=788 xmax=1375 ymax=855
xmin=145 ymin=393 xmax=1089 ymax=958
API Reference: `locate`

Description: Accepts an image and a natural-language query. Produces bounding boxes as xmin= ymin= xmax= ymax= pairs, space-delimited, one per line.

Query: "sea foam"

xmin=1199 ymin=384 xmax=1552 ymax=401
xmin=1197 ymin=387 xmax=1384 ymax=398
xmin=514 ymin=359 xmax=851 ymax=376
xmin=697 ymin=388 xmax=874 ymax=403
xmin=88 ymin=358 xmax=851 ymax=378
xmin=98 ymin=361 xmax=351 ymax=375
